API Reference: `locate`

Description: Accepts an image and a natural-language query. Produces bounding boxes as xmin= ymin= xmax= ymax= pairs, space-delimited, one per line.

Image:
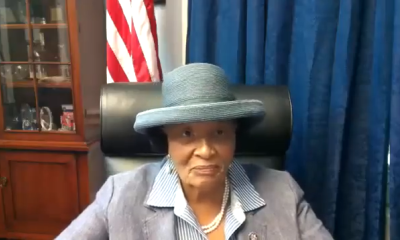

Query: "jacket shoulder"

xmin=107 ymin=161 xmax=163 ymax=205
xmin=240 ymin=164 xmax=333 ymax=239
xmin=112 ymin=161 xmax=162 ymax=189
xmin=241 ymin=164 xmax=301 ymax=202
xmin=111 ymin=161 xmax=162 ymax=183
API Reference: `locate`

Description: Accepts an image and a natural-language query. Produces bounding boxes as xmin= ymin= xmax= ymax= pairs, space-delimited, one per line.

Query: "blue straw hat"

xmin=134 ymin=63 xmax=265 ymax=134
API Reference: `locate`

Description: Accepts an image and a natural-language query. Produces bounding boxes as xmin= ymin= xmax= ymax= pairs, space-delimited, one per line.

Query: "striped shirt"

xmin=146 ymin=159 xmax=266 ymax=240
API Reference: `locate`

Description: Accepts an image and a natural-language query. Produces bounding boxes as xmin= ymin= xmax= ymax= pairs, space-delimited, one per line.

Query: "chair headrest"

xmin=101 ymin=83 xmax=292 ymax=157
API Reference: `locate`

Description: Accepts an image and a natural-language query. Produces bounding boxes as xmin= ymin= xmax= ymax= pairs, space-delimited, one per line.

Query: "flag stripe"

xmin=130 ymin=15 xmax=152 ymax=82
xmin=106 ymin=0 xmax=162 ymax=83
xmin=131 ymin=0 xmax=160 ymax=81
xmin=116 ymin=0 xmax=133 ymax=32
xmin=106 ymin=67 xmax=113 ymax=84
xmin=143 ymin=0 xmax=163 ymax=80
xmin=107 ymin=43 xmax=129 ymax=83
xmin=107 ymin=0 xmax=132 ymax=52
xmin=106 ymin=11 xmax=137 ymax=83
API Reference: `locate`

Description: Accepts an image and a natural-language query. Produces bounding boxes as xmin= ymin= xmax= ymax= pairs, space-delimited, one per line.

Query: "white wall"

xmin=155 ymin=0 xmax=188 ymax=74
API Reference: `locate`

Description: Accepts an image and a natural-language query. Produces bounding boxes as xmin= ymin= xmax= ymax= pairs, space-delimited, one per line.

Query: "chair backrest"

xmin=100 ymin=83 xmax=292 ymax=175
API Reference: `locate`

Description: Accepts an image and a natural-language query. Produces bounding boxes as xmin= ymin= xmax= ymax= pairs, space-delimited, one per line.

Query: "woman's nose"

xmin=194 ymin=139 xmax=215 ymax=159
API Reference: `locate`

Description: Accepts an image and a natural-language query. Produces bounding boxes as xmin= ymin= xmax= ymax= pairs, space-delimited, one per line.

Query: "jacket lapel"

xmin=143 ymin=207 xmax=176 ymax=240
xmin=236 ymin=211 xmax=288 ymax=240
xmin=236 ymin=212 xmax=268 ymax=240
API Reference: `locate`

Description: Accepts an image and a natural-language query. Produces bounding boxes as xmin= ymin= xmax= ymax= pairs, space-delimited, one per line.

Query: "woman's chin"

xmin=191 ymin=176 xmax=223 ymax=189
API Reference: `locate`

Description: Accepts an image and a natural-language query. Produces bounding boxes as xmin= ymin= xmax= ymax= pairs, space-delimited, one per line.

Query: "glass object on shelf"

xmin=32 ymin=28 xmax=70 ymax=62
xmin=36 ymin=64 xmax=71 ymax=87
xmin=37 ymin=87 xmax=74 ymax=132
xmin=0 ymin=0 xmax=27 ymax=24
xmin=3 ymin=102 xmax=38 ymax=131
xmin=36 ymin=64 xmax=73 ymax=132
xmin=1 ymin=73 xmax=38 ymax=131
xmin=21 ymin=103 xmax=38 ymax=130
xmin=30 ymin=0 xmax=66 ymax=24
xmin=0 ymin=64 xmax=34 ymax=85
xmin=0 ymin=28 xmax=29 ymax=62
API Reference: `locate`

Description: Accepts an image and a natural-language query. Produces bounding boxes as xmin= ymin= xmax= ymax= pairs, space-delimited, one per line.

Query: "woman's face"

xmin=163 ymin=121 xmax=236 ymax=189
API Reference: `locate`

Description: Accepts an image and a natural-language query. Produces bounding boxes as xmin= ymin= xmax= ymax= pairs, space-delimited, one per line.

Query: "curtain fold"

xmin=187 ymin=0 xmax=398 ymax=239
xmin=390 ymin=0 xmax=400 ymax=239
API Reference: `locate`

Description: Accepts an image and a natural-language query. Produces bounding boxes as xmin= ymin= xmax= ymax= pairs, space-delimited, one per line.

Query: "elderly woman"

xmin=57 ymin=63 xmax=333 ymax=240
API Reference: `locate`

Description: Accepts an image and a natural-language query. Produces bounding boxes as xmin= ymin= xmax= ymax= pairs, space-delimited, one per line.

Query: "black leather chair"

xmin=100 ymin=83 xmax=292 ymax=175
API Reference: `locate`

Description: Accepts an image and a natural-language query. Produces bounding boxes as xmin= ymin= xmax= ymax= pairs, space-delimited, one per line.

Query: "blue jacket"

xmin=56 ymin=161 xmax=333 ymax=240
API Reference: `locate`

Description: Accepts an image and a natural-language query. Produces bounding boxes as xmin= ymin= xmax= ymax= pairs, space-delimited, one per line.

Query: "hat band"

xmin=164 ymin=96 xmax=235 ymax=107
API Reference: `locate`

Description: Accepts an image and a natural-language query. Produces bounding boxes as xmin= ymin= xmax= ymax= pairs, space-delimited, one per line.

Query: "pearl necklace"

xmin=201 ymin=178 xmax=230 ymax=234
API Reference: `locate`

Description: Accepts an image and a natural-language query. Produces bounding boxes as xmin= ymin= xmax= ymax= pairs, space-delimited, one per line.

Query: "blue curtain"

xmin=390 ymin=0 xmax=400 ymax=239
xmin=186 ymin=0 xmax=400 ymax=239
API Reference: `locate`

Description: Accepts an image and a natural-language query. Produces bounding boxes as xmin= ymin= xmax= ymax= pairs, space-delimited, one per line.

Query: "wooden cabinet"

xmin=0 ymin=0 xmax=106 ymax=239
xmin=0 ymin=152 xmax=79 ymax=236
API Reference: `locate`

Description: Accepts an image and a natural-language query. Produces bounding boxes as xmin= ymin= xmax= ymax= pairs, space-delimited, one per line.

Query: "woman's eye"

xmin=182 ymin=130 xmax=192 ymax=137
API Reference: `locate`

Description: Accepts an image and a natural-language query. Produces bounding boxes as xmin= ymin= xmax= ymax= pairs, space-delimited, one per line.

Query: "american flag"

xmin=106 ymin=0 xmax=162 ymax=83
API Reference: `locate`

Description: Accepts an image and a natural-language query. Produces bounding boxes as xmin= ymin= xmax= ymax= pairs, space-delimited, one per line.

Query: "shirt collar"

xmin=145 ymin=158 xmax=266 ymax=212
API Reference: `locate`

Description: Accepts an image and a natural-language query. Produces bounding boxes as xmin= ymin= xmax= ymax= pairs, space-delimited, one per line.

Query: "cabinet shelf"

xmin=5 ymin=80 xmax=72 ymax=88
xmin=0 ymin=61 xmax=71 ymax=65
xmin=0 ymin=23 xmax=67 ymax=29
xmin=5 ymin=129 xmax=75 ymax=134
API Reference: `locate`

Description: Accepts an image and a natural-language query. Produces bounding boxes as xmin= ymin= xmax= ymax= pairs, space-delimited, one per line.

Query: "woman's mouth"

xmin=192 ymin=165 xmax=220 ymax=176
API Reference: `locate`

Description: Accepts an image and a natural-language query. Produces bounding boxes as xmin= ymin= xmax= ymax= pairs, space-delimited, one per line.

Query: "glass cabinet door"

xmin=0 ymin=0 xmax=75 ymax=133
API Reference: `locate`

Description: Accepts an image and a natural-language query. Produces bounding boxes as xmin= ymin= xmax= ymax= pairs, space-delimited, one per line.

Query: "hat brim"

xmin=134 ymin=99 xmax=265 ymax=134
